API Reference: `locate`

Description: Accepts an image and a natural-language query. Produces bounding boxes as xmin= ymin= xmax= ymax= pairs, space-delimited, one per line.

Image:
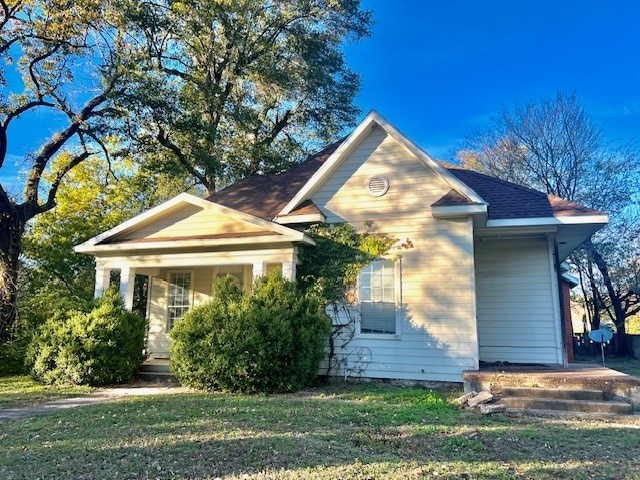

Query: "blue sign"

xmin=588 ymin=328 xmax=613 ymax=343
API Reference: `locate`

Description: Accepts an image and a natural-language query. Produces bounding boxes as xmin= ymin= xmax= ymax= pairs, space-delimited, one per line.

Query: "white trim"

xmin=94 ymin=267 xmax=111 ymax=298
xmin=278 ymin=110 xmax=486 ymax=216
xmin=562 ymin=271 xmax=580 ymax=287
xmin=165 ymin=269 xmax=195 ymax=332
xmin=120 ymin=265 xmax=136 ymax=311
xmin=475 ymin=226 xmax=558 ymax=238
xmin=274 ymin=213 xmax=326 ymax=224
xmin=96 ymin=248 xmax=299 ymax=269
xmin=431 ymin=204 xmax=488 ymax=218
xmin=487 ymin=214 xmax=608 ymax=228
xmin=467 ymin=217 xmax=480 ymax=371
xmin=547 ymin=236 xmax=565 ymax=366
xmin=75 ymin=192 xmax=314 ymax=252
xmin=75 ymin=233 xmax=314 ymax=254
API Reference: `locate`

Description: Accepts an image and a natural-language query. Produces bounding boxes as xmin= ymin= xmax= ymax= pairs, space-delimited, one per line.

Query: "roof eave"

xmin=75 ymin=232 xmax=315 ymax=255
xmin=431 ymin=204 xmax=488 ymax=218
xmin=486 ymin=214 xmax=609 ymax=228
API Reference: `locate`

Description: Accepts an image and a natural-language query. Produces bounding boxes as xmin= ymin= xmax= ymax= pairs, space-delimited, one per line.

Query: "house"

xmin=75 ymin=111 xmax=607 ymax=383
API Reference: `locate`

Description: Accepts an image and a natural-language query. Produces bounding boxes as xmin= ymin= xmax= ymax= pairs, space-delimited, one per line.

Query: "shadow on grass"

xmin=0 ymin=387 xmax=638 ymax=479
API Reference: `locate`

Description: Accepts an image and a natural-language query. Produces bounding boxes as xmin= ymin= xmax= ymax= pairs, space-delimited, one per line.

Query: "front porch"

xmin=463 ymin=363 xmax=640 ymax=412
xmin=97 ymin=252 xmax=301 ymax=359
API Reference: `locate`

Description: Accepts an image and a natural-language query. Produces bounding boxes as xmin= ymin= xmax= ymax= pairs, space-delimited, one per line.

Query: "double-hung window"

xmin=358 ymin=259 xmax=400 ymax=335
xmin=167 ymin=271 xmax=192 ymax=330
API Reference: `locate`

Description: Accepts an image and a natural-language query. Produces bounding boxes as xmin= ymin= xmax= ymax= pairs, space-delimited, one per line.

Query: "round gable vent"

xmin=367 ymin=176 xmax=390 ymax=197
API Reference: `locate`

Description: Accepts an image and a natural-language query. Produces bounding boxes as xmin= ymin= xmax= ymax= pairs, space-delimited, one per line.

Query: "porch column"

xmin=119 ymin=265 xmax=136 ymax=311
xmin=252 ymin=261 xmax=264 ymax=280
xmin=281 ymin=261 xmax=296 ymax=281
xmin=94 ymin=266 xmax=111 ymax=298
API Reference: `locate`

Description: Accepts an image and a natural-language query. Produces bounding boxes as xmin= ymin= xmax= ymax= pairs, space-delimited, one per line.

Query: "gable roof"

xmin=75 ymin=192 xmax=315 ymax=254
xmin=278 ymin=110 xmax=486 ymax=216
xmin=208 ymin=120 xmax=604 ymax=224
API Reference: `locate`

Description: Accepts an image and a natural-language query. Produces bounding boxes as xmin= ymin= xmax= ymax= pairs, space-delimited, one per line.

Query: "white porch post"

xmin=119 ymin=265 xmax=136 ymax=311
xmin=281 ymin=261 xmax=296 ymax=281
xmin=252 ymin=261 xmax=264 ymax=280
xmin=94 ymin=266 xmax=111 ymax=298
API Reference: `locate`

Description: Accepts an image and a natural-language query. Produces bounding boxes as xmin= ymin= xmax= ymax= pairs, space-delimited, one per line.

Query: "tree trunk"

xmin=0 ymin=204 xmax=26 ymax=343
xmin=585 ymin=240 xmax=630 ymax=355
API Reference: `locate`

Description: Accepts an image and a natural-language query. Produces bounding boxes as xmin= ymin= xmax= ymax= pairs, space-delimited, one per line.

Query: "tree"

xmin=458 ymin=92 xmax=640 ymax=354
xmin=20 ymin=157 xmax=190 ymax=318
xmin=0 ymin=0 xmax=140 ymax=341
xmin=0 ymin=0 xmax=371 ymax=342
xmin=119 ymin=0 xmax=371 ymax=194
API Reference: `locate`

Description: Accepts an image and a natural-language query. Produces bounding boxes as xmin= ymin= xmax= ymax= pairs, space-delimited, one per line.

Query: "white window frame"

xmin=166 ymin=270 xmax=195 ymax=331
xmin=356 ymin=258 xmax=402 ymax=339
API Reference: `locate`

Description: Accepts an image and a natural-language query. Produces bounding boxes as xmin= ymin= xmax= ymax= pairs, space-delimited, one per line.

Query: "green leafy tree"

xmin=458 ymin=92 xmax=640 ymax=354
xmin=120 ymin=0 xmax=372 ymax=193
xmin=0 ymin=0 xmax=140 ymax=341
xmin=20 ymin=157 xmax=191 ymax=322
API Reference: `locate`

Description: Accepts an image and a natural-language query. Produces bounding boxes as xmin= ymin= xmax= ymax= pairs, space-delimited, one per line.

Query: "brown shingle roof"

xmin=208 ymin=139 xmax=343 ymax=220
xmin=444 ymin=166 xmax=603 ymax=220
xmin=206 ymin=140 xmax=603 ymax=222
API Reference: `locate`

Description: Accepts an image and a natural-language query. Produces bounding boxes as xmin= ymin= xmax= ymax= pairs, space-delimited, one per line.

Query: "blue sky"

xmin=344 ymin=0 xmax=640 ymax=158
xmin=2 ymin=1 xmax=639 ymax=192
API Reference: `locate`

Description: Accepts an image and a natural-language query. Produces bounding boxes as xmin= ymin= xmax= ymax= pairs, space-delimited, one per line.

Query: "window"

xmin=167 ymin=271 xmax=192 ymax=329
xmin=358 ymin=259 xmax=399 ymax=335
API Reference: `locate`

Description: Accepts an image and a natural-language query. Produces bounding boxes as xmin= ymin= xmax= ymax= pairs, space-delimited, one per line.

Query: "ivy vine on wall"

xmin=297 ymin=222 xmax=413 ymax=377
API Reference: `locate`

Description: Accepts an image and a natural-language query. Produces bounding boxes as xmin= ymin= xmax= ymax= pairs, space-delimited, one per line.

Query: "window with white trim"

xmin=167 ymin=271 xmax=192 ymax=330
xmin=358 ymin=259 xmax=400 ymax=335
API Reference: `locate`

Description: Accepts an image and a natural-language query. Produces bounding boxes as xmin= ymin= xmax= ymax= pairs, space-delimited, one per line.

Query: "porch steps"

xmin=136 ymin=360 xmax=179 ymax=384
xmin=497 ymin=386 xmax=633 ymax=415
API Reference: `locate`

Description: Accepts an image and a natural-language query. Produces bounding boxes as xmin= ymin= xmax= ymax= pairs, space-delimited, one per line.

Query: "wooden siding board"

xmin=115 ymin=204 xmax=262 ymax=241
xmin=311 ymin=126 xmax=477 ymax=382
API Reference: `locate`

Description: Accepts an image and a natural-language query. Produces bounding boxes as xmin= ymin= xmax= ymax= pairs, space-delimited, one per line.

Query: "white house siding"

xmin=114 ymin=204 xmax=262 ymax=241
xmin=311 ymin=126 xmax=478 ymax=382
xmin=474 ymin=237 xmax=562 ymax=364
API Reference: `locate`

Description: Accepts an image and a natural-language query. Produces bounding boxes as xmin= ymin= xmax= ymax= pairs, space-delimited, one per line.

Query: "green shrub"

xmin=30 ymin=288 xmax=146 ymax=385
xmin=2 ymin=287 xmax=95 ymax=376
xmin=170 ymin=273 xmax=331 ymax=393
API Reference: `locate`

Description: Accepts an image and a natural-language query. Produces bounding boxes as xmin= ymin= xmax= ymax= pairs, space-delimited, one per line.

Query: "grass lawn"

xmin=603 ymin=356 xmax=640 ymax=377
xmin=575 ymin=355 xmax=640 ymax=378
xmin=0 ymin=375 xmax=93 ymax=409
xmin=1 ymin=382 xmax=639 ymax=479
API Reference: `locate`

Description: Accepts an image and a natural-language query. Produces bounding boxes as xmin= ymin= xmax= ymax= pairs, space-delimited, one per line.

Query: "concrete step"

xmin=136 ymin=371 xmax=179 ymax=383
xmin=502 ymin=386 xmax=605 ymax=401
xmin=139 ymin=362 xmax=171 ymax=373
xmin=498 ymin=396 xmax=633 ymax=415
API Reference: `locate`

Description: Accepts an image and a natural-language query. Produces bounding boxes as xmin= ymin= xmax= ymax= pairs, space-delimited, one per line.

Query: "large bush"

xmin=170 ymin=273 xmax=331 ymax=393
xmin=30 ymin=288 xmax=146 ymax=385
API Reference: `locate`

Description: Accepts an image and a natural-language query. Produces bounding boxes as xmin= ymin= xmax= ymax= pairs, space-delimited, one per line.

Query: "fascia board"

xmin=274 ymin=213 xmax=326 ymax=224
xmin=373 ymin=113 xmax=486 ymax=205
xmin=487 ymin=215 xmax=609 ymax=228
xmin=431 ymin=204 xmax=488 ymax=217
xmin=76 ymin=232 xmax=315 ymax=255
